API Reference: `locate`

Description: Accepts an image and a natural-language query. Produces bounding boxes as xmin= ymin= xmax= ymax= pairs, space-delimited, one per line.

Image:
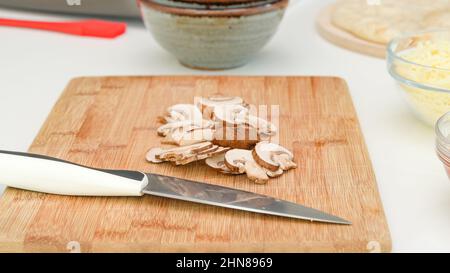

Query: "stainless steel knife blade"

xmin=144 ymin=173 xmax=351 ymax=225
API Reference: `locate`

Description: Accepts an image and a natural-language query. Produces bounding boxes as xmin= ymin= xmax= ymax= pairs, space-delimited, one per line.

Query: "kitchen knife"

xmin=0 ymin=150 xmax=351 ymax=225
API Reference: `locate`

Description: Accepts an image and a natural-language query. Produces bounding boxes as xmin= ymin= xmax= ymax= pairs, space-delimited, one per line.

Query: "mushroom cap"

xmin=253 ymin=141 xmax=294 ymax=172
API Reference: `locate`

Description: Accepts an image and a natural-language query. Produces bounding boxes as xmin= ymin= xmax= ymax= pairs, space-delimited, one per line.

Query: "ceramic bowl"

xmin=139 ymin=0 xmax=289 ymax=70
xmin=178 ymin=0 xmax=261 ymax=3
xmin=151 ymin=0 xmax=279 ymax=10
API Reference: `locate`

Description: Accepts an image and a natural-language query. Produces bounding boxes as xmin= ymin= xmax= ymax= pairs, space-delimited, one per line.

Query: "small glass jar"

xmin=436 ymin=111 xmax=450 ymax=179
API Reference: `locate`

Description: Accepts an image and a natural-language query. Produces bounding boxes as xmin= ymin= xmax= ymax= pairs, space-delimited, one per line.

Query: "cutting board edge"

xmin=0 ymin=239 xmax=392 ymax=253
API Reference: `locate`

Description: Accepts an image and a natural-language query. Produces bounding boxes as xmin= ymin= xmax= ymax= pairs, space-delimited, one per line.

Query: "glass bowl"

xmin=436 ymin=111 xmax=450 ymax=179
xmin=387 ymin=29 xmax=450 ymax=126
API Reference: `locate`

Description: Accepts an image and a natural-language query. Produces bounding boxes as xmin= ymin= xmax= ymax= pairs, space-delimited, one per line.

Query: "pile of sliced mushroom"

xmin=146 ymin=96 xmax=296 ymax=184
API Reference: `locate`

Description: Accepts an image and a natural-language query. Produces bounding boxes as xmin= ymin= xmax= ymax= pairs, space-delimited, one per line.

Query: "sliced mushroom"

xmin=244 ymin=160 xmax=269 ymax=184
xmin=266 ymin=168 xmax=284 ymax=178
xmin=198 ymin=96 xmax=244 ymax=111
xmin=162 ymin=128 xmax=215 ymax=146
xmin=174 ymin=145 xmax=229 ymax=165
xmin=196 ymin=145 xmax=219 ymax=155
xmin=245 ymin=115 xmax=278 ymax=136
xmin=190 ymin=142 xmax=216 ymax=153
xmin=178 ymin=128 xmax=215 ymax=146
xmin=164 ymin=110 xmax=186 ymax=123
xmin=272 ymin=153 xmax=297 ymax=171
xmin=253 ymin=141 xmax=295 ymax=172
xmin=213 ymin=104 xmax=249 ymax=127
xmin=205 ymin=153 xmax=240 ymax=175
xmin=224 ymin=149 xmax=254 ymax=173
xmin=212 ymin=125 xmax=259 ymax=150
xmin=146 ymin=147 xmax=165 ymax=163
xmin=205 ymin=154 xmax=227 ymax=170
xmin=165 ymin=104 xmax=203 ymax=123
xmin=209 ymin=146 xmax=231 ymax=156
xmin=157 ymin=119 xmax=213 ymax=137
xmin=154 ymin=142 xmax=213 ymax=161
xmin=223 ymin=149 xmax=271 ymax=183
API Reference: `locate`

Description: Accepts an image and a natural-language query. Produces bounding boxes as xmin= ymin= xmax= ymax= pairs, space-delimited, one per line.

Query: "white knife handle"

xmin=0 ymin=151 xmax=148 ymax=196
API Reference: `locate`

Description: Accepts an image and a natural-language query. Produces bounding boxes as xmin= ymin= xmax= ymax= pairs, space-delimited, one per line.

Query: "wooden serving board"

xmin=0 ymin=76 xmax=391 ymax=252
xmin=316 ymin=4 xmax=386 ymax=59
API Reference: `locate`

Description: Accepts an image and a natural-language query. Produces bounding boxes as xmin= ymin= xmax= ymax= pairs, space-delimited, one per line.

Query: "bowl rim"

xmin=147 ymin=0 xmax=279 ymax=10
xmin=436 ymin=111 xmax=450 ymax=144
xmin=387 ymin=28 xmax=450 ymax=94
xmin=139 ymin=0 xmax=289 ymax=16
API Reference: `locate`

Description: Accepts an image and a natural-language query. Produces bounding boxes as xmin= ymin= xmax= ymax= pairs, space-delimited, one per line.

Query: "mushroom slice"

xmin=209 ymin=146 xmax=231 ymax=156
xmin=198 ymin=96 xmax=244 ymax=111
xmin=157 ymin=119 xmax=213 ymax=137
xmin=205 ymin=153 xmax=228 ymax=170
xmin=196 ymin=145 xmax=219 ymax=155
xmin=190 ymin=142 xmax=215 ymax=153
xmin=253 ymin=141 xmax=295 ymax=172
xmin=266 ymin=168 xmax=284 ymax=178
xmin=213 ymin=125 xmax=259 ymax=150
xmin=166 ymin=104 xmax=203 ymax=122
xmin=157 ymin=120 xmax=193 ymax=137
xmin=162 ymin=127 xmax=214 ymax=146
xmin=174 ymin=155 xmax=201 ymax=166
xmin=224 ymin=149 xmax=254 ymax=173
xmin=165 ymin=110 xmax=186 ymax=123
xmin=272 ymin=153 xmax=297 ymax=171
xmin=146 ymin=147 xmax=165 ymax=163
xmin=213 ymin=104 xmax=249 ymax=127
xmin=155 ymin=142 xmax=213 ymax=160
xmin=174 ymin=145 xmax=228 ymax=166
xmin=177 ymin=128 xmax=215 ymax=146
xmin=245 ymin=115 xmax=278 ymax=136
xmin=244 ymin=161 xmax=269 ymax=184
xmin=206 ymin=154 xmax=242 ymax=175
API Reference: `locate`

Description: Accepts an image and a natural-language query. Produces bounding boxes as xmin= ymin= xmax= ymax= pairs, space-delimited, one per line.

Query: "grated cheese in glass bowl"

xmin=387 ymin=29 xmax=450 ymax=126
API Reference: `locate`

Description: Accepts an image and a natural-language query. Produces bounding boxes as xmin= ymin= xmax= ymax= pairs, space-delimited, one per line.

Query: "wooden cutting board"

xmin=0 ymin=76 xmax=391 ymax=252
xmin=316 ymin=4 xmax=386 ymax=59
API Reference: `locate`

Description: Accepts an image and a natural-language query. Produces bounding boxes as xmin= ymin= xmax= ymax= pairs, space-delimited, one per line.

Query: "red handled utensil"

xmin=0 ymin=18 xmax=127 ymax=38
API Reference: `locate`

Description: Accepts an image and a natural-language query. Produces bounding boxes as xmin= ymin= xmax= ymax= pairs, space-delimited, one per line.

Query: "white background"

xmin=0 ymin=0 xmax=449 ymax=252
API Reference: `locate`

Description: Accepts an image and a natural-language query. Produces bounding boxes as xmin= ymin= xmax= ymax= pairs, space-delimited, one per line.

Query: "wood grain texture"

xmin=316 ymin=4 xmax=386 ymax=59
xmin=0 ymin=76 xmax=391 ymax=252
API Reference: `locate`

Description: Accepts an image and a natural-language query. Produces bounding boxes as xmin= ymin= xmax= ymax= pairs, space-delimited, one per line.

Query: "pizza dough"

xmin=423 ymin=9 xmax=450 ymax=29
xmin=331 ymin=0 xmax=450 ymax=44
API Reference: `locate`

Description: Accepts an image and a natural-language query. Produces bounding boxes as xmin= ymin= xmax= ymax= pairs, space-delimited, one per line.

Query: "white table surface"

xmin=0 ymin=0 xmax=449 ymax=253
